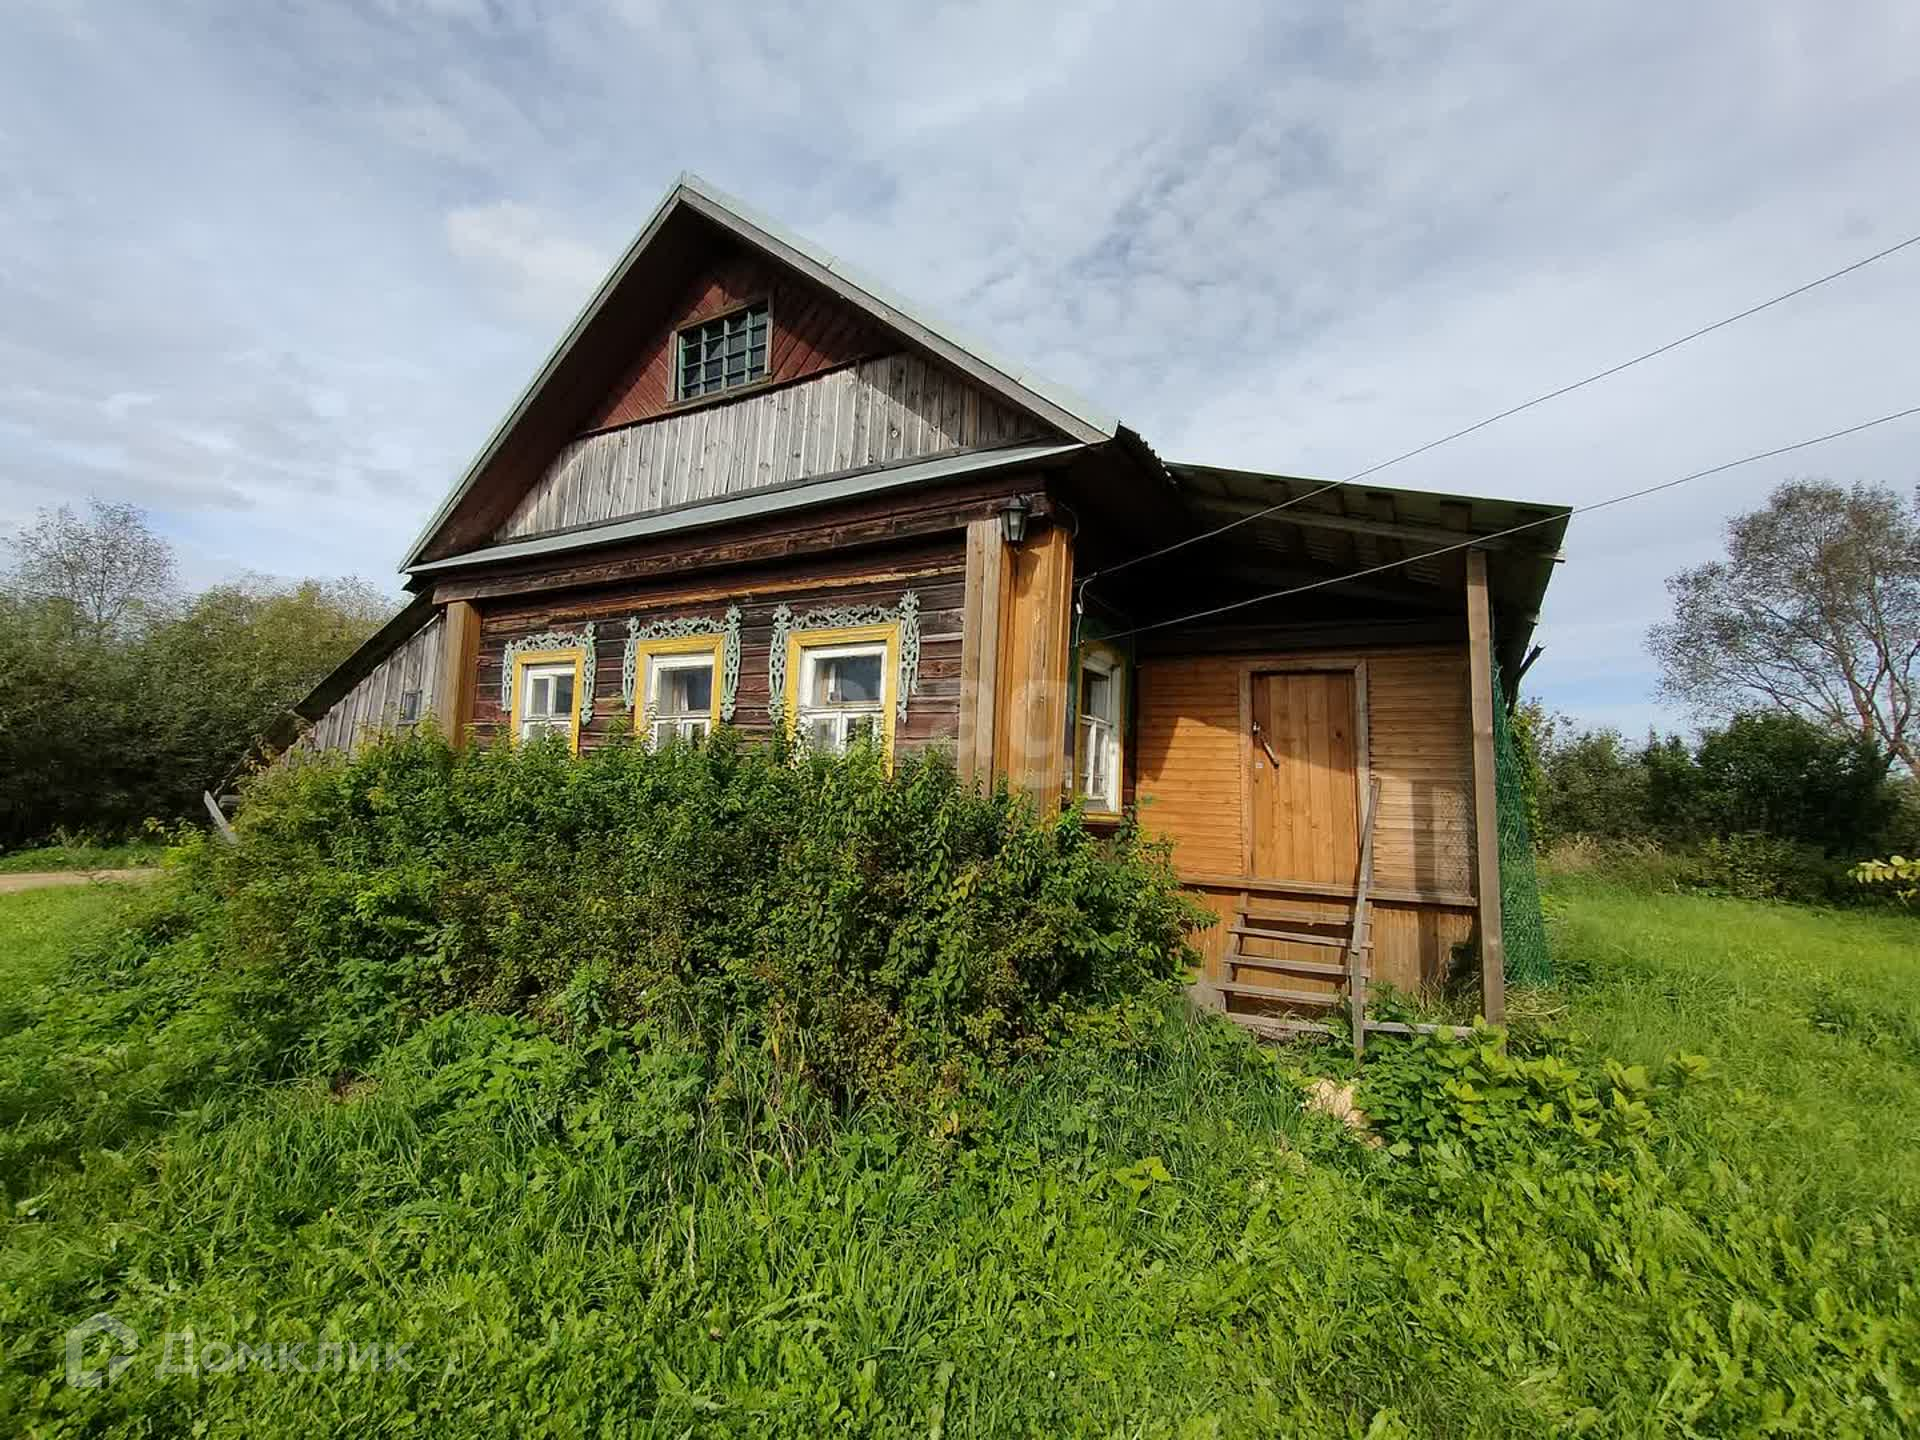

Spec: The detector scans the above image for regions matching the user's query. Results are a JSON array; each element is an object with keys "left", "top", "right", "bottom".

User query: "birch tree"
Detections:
[
  {"left": 3, "top": 496, "right": 176, "bottom": 638},
  {"left": 1648, "top": 480, "right": 1919, "bottom": 771}
]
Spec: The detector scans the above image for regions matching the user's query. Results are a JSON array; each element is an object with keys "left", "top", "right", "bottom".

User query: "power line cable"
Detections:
[
  {"left": 1098, "top": 403, "right": 1920, "bottom": 642},
  {"left": 1085, "top": 228, "right": 1920, "bottom": 589}
]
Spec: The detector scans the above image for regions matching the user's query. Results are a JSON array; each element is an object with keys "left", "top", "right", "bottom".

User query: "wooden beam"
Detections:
[
  {"left": 955, "top": 518, "right": 1006, "bottom": 784},
  {"left": 202, "top": 791, "right": 238, "bottom": 845},
  {"left": 1192, "top": 493, "right": 1562, "bottom": 554},
  {"left": 1178, "top": 872, "right": 1478, "bottom": 910},
  {"left": 992, "top": 521, "right": 1073, "bottom": 805},
  {"left": 1465, "top": 548, "right": 1506, "bottom": 1023},
  {"left": 436, "top": 600, "right": 482, "bottom": 748}
]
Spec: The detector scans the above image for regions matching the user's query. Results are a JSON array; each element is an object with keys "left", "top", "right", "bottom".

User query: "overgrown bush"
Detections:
[{"left": 178, "top": 728, "right": 1209, "bottom": 1108}]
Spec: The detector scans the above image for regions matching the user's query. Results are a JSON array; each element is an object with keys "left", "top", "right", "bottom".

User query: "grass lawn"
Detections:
[
  {"left": 0, "top": 841, "right": 165, "bottom": 875},
  {"left": 1, "top": 879, "right": 1915, "bottom": 1436}
]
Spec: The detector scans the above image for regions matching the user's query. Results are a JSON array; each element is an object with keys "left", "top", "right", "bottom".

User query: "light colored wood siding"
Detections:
[
  {"left": 1134, "top": 656, "right": 1244, "bottom": 874},
  {"left": 1367, "top": 649, "right": 1475, "bottom": 896},
  {"left": 992, "top": 523, "right": 1074, "bottom": 803},
  {"left": 1136, "top": 645, "right": 1478, "bottom": 994},
  {"left": 293, "top": 615, "right": 444, "bottom": 757},
  {"left": 497, "top": 354, "right": 1042, "bottom": 543}
]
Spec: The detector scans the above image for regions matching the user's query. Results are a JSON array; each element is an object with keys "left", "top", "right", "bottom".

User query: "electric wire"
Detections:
[
  {"left": 1097, "top": 404, "right": 1920, "bottom": 642},
  {"left": 1084, "top": 228, "right": 1920, "bottom": 589}
]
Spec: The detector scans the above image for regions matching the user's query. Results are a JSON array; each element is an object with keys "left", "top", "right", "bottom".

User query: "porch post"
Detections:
[
  {"left": 956, "top": 518, "right": 1006, "bottom": 784},
  {"left": 436, "top": 599, "right": 482, "bottom": 748},
  {"left": 1465, "top": 548, "right": 1506, "bottom": 1022},
  {"left": 992, "top": 520, "right": 1074, "bottom": 805}
]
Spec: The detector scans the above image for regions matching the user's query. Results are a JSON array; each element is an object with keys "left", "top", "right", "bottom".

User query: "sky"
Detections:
[{"left": 1, "top": 0, "right": 1917, "bottom": 736}]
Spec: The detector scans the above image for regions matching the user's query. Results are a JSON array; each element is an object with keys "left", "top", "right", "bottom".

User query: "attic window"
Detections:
[{"left": 676, "top": 301, "right": 769, "bottom": 401}]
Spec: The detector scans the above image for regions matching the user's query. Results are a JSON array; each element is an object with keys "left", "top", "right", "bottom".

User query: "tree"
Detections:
[
  {"left": 140, "top": 576, "right": 391, "bottom": 807},
  {"left": 1534, "top": 723, "right": 1647, "bottom": 844},
  {"left": 1648, "top": 480, "right": 1919, "bottom": 770},
  {"left": 1691, "top": 711, "right": 1897, "bottom": 855},
  {"left": 2, "top": 497, "right": 176, "bottom": 639},
  {"left": 0, "top": 569, "right": 388, "bottom": 848}
]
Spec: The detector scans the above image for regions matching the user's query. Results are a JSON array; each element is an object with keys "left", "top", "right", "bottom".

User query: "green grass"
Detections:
[
  {"left": 0, "top": 841, "right": 164, "bottom": 875},
  {"left": 0, "top": 880, "right": 1916, "bottom": 1436},
  {"left": 1546, "top": 884, "right": 1920, "bottom": 1233}
]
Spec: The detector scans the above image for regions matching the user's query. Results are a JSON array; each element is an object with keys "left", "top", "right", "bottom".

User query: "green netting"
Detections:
[{"left": 1490, "top": 652, "right": 1552, "bottom": 986}]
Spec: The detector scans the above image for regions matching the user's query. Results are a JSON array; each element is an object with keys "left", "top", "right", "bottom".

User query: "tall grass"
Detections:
[{"left": 1, "top": 872, "right": 1917, "bottom": 1433}]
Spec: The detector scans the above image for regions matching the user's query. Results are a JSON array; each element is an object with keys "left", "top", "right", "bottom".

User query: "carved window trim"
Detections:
[
  {"left": 767, "top": 591, "right": 920, "bottom": 725},
  {"left": 500, "top": 624, "right": 597, "bottom": 735},
  {"left": 621, "top": 607, "right": 741, "bottom": 721}
]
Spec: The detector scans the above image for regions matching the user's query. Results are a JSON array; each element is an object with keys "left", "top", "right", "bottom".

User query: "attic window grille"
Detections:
[{"left": 676, "top": 302, "right": 769, "bottom": 400}]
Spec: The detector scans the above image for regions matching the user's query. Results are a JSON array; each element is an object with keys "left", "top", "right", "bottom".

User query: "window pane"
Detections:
[
  {"left": 527, "top": 674, "right": 550, "bottom": 716},
  {"left": 1081, "top": 669, "right": 1111, "bottom": 720},
  {"left": 805, "top": 715, "right": 840, "bottom": 751},
  {"left": 845, "top": 715, "right": 878, "bottom": 745},
  {"left": 816, "top": 652, "right": 882, "bottom": 705},
  {"left": 553, "top": 671, "right": 574, "bottom": 715},
  {"left": 658, "top": 662, "right": 712, "bottom": 716},
  {"left": 676, "top": 303, "right": 770, "bottom": 400}
]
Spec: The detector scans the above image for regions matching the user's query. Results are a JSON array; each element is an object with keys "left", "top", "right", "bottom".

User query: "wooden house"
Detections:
[{"left": 274, "top": 174, "right": 1570, "bottom": 1045}]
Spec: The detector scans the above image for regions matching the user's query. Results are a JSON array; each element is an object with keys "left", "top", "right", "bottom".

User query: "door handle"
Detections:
[{"left": 1251, "top": 720, "right": 1280, "bottom": 767}]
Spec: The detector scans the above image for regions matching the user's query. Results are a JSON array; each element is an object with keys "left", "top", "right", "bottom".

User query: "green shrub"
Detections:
[{"left": 176, "top": 728, "right": 1210, "bottom": 1108}]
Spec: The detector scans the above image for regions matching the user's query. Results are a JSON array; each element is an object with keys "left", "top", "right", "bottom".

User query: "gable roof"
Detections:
[{"left": 401, "top": 172, "right": 1116, "bottom": 572}]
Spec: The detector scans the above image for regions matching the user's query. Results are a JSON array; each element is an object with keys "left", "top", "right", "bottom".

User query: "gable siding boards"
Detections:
[
  {"left": 292, "top": 615, "right": 445, "bottom": 758},
  {"left": 495, "top": 355, "right": 1043, "bottom": 543},
  {"left": 582, "top": 246, "right": 883, "bottom": 432}
]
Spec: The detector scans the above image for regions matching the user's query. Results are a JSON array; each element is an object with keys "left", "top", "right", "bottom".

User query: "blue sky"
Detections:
[{"left": 2, "top": 0, "right": 1917, "bottom": 736}]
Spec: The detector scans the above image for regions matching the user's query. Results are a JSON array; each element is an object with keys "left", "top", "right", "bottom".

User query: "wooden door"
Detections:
[{"left": 1248, "top": 671, "right": 1360, "bottom": 885}]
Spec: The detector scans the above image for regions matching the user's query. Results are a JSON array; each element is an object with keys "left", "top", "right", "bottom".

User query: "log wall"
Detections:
[
  {"left": 468, "top": 536, "right": 968, "bottom": 753},
  {"left": 293, "top": 614, "right": 445, "bottom": 756}
]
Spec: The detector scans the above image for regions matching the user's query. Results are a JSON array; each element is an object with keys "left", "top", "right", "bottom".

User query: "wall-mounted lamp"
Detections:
[{"left": 998, "top": 494, "right": 1031, "bottom": 545}]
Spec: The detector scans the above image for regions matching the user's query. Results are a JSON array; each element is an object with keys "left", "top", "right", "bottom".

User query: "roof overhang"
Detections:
[
  {"left": 408, "top": 439, "right": 1084, "bottom": 578},
  {"left": 227, "top": 594, "right": 440, "bottom": 782},
  {"left": 401, "top": 172, "right": 1114, "bottom": 573},
  {"left": 1163, "top": 462, "right": 1572, "bottom": 675}
]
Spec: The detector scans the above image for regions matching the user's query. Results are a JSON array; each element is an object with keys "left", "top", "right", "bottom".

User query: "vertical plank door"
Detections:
[{"left": 1249, "top": 670, "right": 1359, "bottom": 886}]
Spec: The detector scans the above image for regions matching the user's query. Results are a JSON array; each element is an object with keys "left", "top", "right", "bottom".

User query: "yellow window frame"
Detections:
[
  {"left": 507, "top": 646, "right": 587, "bottom": 754},
  {"left": 783, "top": 622, "right": 900, "bottom": 760},
  {"left": 1075, "top": 641, "right": 1127, "bottom": 818},
  {"left": 632, "top": 632, "right": 726, "bottom": 740}
]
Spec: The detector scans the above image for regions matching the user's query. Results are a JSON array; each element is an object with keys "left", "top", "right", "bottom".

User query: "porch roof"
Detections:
[{"left": 1163, "top": 462, "right": 1572, "bottom": 674}]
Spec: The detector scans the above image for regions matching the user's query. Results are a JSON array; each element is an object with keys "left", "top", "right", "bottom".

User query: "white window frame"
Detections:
[
  {"left": 515, "top": 657, "right": 582, "bottom": 750},
  {"left": 795, "top": 640, "right": 890, "bottom": 755},
  {"left": 647, "top": 652, "right": 716, "bottom": 747},
  {"left": 631, "top": 633, "right": 724, "bottom": 747},
  {"left": 1076, "top": 648, "right": 1124, "bottom": 814}
]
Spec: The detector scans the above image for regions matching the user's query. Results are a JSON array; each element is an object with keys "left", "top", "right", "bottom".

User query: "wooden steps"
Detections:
[
  {"left": 1210, "top": 776, "right": 1389, "bottom": 1057},
  {"left": 1225, "top": 952, "right": 1349, "bottom": 979},
  {"left": 1230, "top": 1013, "right": 1336, "bottom": 1042},
  {"left": 1213, "top": 980, "right": 1344, "bottom": 1007},
  {"left": 1227, "top": 923, "right": 1355, "bottom": 949}
]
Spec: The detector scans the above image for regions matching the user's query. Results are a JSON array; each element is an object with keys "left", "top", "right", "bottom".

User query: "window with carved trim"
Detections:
[
  {"left": 797, "top": 643, "right": 886, "bottom": 754},
  {"left": 648, "top": 654, "right": 714, "bottom": 745}
]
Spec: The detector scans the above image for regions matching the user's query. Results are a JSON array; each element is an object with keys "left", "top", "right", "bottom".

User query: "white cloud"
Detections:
[
  {"left": 444, "top": 200, "right": 611, "bottom": 324},
  {"left": 2, "top": 0, "right": 1917, "bottom": 728}
]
